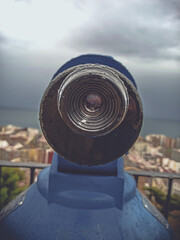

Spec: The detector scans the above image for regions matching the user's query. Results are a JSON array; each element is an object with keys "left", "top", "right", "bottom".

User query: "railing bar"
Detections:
[
  {"left": 30, "top": 168, "right": 35, "bottom": 185},
  {"left": 134, "top": 175, "right": 139, "bottom": 187},
  {"left": 164, "top": 178, "right": 173, "bottom": 219},
  {"left": 0, "top": 160, "right": 50, "bottom": 169},
  {"left": 0, "top": 161, "right": 180, "bottom": 179},
  {"left": 126, "top": 170, "right": 180, "bottom": 179}
]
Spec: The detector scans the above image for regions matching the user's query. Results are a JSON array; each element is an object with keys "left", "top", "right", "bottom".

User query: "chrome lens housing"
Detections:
[
  {"left": 39, "top": 64, "right": 143, "bottom": 165},
  {"left": 57, "top": 65, "right": 129, "bottom": 136}
]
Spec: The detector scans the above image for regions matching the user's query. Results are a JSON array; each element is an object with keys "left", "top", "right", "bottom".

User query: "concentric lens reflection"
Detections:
[
  {"left": 58, "top": 66, "right": 129, "bottom": 136},
  {"left": 84, "top": 93, "right": 102, "bottom": 112}
]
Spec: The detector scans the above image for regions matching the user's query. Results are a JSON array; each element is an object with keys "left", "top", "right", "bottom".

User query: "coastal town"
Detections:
[
  {"left": 0, "top": 124, "right": 180, "bottom": 195},
  {"left": 0, "top": 125, "right": 53, "bottom": 164},
  {"left": 124, "top": 134, "right": 180, "bottom": 196}
]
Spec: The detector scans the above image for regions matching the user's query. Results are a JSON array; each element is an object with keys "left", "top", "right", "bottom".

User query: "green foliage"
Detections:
[
  {"left": 1, "top": 167, "right": 27, "bottom": 208},
  {"left": 170, "top": 194, "right": 180, "bottom": 211},
  {"left": 144, "top": 186, "right": 180, "bottom": 212},
  {"left": 160, "top": 147, "right": 172, "bottom": 158}
]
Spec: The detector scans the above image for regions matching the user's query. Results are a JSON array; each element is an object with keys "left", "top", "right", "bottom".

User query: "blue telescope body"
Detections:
[{"left": 0, "top": 54, "right": 175, "bottom": 239}]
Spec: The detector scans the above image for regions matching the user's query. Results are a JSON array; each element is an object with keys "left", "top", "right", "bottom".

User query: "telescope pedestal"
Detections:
[{"left": 0, "top": 154, "right": 173, "bottom": 240}]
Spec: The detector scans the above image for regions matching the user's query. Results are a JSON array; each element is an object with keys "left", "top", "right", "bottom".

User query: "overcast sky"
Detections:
[{"left": 0, "top": 0, "right": 180, "bottom": 120}]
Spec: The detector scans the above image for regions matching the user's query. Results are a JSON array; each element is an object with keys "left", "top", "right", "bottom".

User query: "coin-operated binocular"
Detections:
[{"left": 0, "top": 55, "right": 174, "bottom": 240}]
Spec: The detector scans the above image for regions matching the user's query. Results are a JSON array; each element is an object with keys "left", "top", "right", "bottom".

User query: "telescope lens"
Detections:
[
  {"left": 84, "top": 93, "right": 102, "bottom": 112},
  {"left": 58, "top": 65, "right": 129, "bottom": 136},
  {"left": 40, "top": 63, "right": 143, "bottom": 165}
]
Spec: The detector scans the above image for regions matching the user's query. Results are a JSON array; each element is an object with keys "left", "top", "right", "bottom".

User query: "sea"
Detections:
[{"left": 0, "top": 107, "right": 180, "bottom": 138}]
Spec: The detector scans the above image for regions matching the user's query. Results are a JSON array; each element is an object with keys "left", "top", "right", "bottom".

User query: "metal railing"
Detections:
[
  {"left": 0, "top": 160, "right": 180, "bottom": 219},
  {"left": 127, "top": 170, "right": 180, "bottom": 219}
]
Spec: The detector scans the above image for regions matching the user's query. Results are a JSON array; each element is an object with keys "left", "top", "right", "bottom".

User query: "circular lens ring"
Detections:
[
  {"left": 64, "top": 78, "right": 123, "bottom": 132},
  {"left": 58, "top": 67, "right": 129, "bottom": 135},
  {"left": 40, "top": 63, "right": 143, "bottom": 166},
  {"left": 66, "top": 80, "right": 121, "bottom": 131},
  {"left": 70, "top": 93, "right": 117, "bottom": 129},
  {"left": 69, "top": 83, "right": 113, "bottom": 124}
]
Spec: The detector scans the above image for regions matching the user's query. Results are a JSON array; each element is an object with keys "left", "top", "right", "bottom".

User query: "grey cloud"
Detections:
[
  {"left": 0, "top": 44, "right": 78, "bottom": 110},
  {"left": 69, "top": 26, "right": 179, "bottom": 60},
  {"left": 0, "top": 0, "right": 180, "bottom": 120},
  {"left": 0, "top": 33, "right": 9, "bottom": 46},
  {"left": 157, "top": 0, "right": 180, "bottom": 19},
  {"left": 0, "top": 49, "right": 59, "bottom": 109},
  {"left": 0, "top": 32, "right": 31, "bottom": 51},
  {"left": 13, "top": 0, "right": 31, "bottom": 3},
  {"left": 65, "top": 0, "right": 180, "bottom": 60}
]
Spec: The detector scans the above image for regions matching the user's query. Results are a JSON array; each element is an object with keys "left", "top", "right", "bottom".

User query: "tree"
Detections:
[
  {"left": 144, "top": 186, "right": 180, "bottom": 212},
  {"left": 1, "top": 167, "right": 27, "bottom": 208}
]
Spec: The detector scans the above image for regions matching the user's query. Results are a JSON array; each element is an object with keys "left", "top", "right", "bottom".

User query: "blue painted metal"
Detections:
[
  {"left": 53, "top": 54, "right": 137, "bottom": 88},
  {"left": 0, "top": 54, "right": 175, "bottom": 239},
  {"left": 0, "top": 154, "right": 175, "bottom": 239}
]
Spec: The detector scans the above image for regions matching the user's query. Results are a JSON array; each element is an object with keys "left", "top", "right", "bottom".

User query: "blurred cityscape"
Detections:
[
  {"left": 0, "top": 125, "right": 53, "bottom": 164},
  {"left": 124, "top": 134, "right": 180, "bottom": 196},
  {"left": 0, "top": 125, "right": 53, "bottom": 185},
  {"left": 0, "top": 124, "right": 180, "bottom": 195}
]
